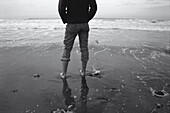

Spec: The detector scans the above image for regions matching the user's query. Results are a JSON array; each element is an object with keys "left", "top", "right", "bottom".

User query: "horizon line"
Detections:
[{"left": 0, "top": 17, "right": 170, "bottom": 20}]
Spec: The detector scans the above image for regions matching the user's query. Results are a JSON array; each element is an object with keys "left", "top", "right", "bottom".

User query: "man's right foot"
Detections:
[{"left": 60, "top": 73, "right": 66, "bottom": 79}]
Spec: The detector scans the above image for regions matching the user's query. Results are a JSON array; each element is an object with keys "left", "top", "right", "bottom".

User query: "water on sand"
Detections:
[{"left": 0, "top": 19, "right": 170, "bottom": 113}]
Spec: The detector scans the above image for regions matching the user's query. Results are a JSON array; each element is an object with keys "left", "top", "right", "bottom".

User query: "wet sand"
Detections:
[{"left": 0, "top": 29, "right": 170, "bottom": 113}]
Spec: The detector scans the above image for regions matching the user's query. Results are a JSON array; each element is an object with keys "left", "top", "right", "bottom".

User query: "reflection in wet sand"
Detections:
[
  {"left": 55, "top": 77, "right": 89, "bottom": 113},
  {"left": 62, "top": 78, "right": 76, "bottom": 112},
  {"left": 78, "top": 76, "right": 89, "bottom": 113}
]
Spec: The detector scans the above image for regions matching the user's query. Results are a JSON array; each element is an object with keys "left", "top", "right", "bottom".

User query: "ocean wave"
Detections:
[
  {"left": 0, "top": 19, "right": 170, "bottom": 31},
  {"left": 90, "top": 19, "right": 170, "bottom": 31}
]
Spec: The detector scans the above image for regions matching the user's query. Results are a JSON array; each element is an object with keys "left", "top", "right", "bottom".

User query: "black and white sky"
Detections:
[{"left": 0, "top": 0, "right": 170, "bottom": 19}]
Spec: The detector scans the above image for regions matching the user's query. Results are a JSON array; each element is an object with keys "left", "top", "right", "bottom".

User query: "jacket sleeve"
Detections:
[
  {"left": 88, "top": 0, "right": 97, "bottom": 21},
  {"left": 58, "top": 0, "right": 67, "bottom": 24}
]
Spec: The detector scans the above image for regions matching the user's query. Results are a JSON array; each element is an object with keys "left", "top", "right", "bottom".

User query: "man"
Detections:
[{"left": 58, "top": 0, "right": 97, "bottom": 78}]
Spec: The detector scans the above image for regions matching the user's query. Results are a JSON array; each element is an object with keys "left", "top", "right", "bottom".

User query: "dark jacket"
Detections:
[{"left": 58, "top": 0, "right": 97, "bottom": 24}]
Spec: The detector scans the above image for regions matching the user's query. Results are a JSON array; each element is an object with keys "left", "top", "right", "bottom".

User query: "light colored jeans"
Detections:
[{"left": 61, "top": 23, "right": 89, "bottom": 62}]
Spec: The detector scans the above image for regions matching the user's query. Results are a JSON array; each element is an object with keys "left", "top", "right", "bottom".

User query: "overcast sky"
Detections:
[{"left": 0, "top": 0, "right": 170, "bottom": 19}]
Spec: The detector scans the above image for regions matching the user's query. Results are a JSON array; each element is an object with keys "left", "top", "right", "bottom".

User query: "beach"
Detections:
[{"left": 0, "top": 19, "right": 170, "bottom": 113}]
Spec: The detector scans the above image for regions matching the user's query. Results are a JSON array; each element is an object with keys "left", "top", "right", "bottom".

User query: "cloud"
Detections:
[
  {"left": 0, "top": 0, "right": 169, "bottom": 19},
  {"left": 0, "top": 0, "right": 58, "bottom": 18},
  {"left": 146, "top": 0, "right": 170, "bottom": 6}
]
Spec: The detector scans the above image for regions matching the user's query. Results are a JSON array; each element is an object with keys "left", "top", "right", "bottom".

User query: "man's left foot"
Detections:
[{"left": 80, "top": 70, "right": 85, "bottom": 77}]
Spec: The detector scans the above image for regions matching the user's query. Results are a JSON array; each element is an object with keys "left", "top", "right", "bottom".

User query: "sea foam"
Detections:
[{"left": 0, "top": 18, "right": 170, "bottom": 31}]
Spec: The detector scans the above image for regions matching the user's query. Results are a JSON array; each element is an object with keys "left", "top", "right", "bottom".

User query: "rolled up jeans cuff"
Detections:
[{"left": 61, "top": 58, "right": 70, "bottom": 61}]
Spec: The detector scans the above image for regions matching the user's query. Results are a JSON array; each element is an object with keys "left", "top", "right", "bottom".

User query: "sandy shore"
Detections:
[{"left": 0, "top": 29, "right": 170, "bottom": 113}]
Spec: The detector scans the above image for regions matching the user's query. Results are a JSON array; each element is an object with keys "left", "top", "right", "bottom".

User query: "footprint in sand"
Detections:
[{"left": 150, "top": 87, "right": 169, "bottom": 98}]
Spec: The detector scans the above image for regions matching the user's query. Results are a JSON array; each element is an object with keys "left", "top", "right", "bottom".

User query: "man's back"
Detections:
[{"left": 58, "top": 0, "right": 97, "bottom": 24}]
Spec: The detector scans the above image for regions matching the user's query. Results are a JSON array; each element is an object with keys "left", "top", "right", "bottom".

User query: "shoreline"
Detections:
[
  {"left": 0, "top": 29, "right": 170, "bottom": 113},
  {"left": 0, "top": 43, "right": 170, "bottom": 113}
]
